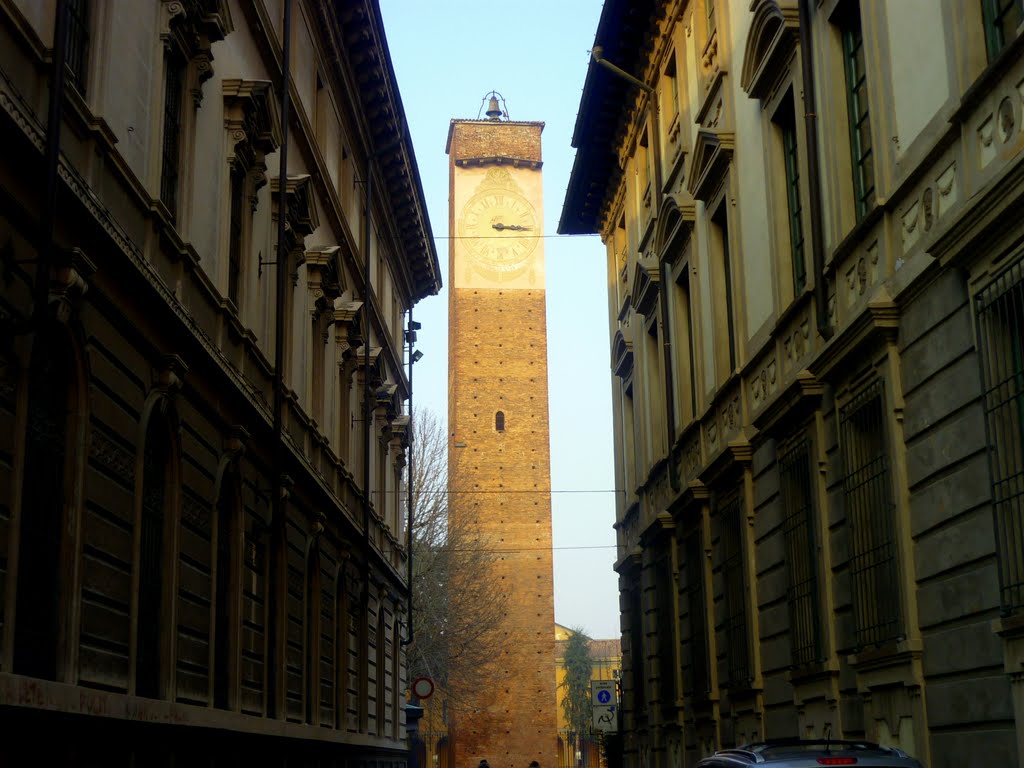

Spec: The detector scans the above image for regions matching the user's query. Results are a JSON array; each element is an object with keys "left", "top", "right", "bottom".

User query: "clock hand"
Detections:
[{"left": 491, "top": 223, "right": 533, "bottom": 231}]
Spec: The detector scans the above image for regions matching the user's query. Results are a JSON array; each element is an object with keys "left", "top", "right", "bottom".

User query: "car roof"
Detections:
[{"left": 697, "top": 740, "right": 919, "bottom": 768}]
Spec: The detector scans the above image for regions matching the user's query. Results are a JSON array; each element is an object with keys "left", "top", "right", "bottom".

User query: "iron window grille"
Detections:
[
  {"left": 975, "top": 255, "right": 1024, "bottom": 614},
  {"left": 840, "top": 380, "right": 902, "bottom": 649},
  {"left": 983, "top": 0, "right": 1022, "bottom": 61},
  {"left": 160, "top": 54, "right": 186, "bottom": 216},
  {"left": 841, "top": 4, "right": 875, "bottom": 222},
  {"left": 719, "top": 487, "right": 750, "bottom": 686},
  {"left": 683, "top": 527, "right": 710, "bottom": 697},
  {"left": 65, "top": 0, "right": 90, "bottom": 95},
  {"left": 778, "top": 436, "right": 823, "bottom": 667}
]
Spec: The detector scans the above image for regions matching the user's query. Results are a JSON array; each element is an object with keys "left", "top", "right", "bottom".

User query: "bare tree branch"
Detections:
[{"left": 407, "top": 409, "right": 510, "bottom": 712}]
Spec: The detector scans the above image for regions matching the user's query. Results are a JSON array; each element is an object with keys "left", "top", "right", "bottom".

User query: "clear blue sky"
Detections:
[{"left": 379, "top": 0, "right": 621, "bottom": 640}]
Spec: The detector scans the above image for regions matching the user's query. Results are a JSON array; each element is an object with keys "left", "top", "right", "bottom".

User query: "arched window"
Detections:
[
  {"left": 13, "top": 331, "right": 77, "bottom": 680},
  {"left": 213, "top": 463, "right": 241, "bottom": 710},
  {"left": 136, "top": 410, "right": 174, "bottom": 699},
  {"left": 495, "top": 410, "right": 505, "bottom": 432}
]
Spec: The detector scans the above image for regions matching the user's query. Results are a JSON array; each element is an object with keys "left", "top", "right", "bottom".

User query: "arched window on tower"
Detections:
[
  {"left": 13, "top": 329, "right": 78, "bottom": 681},
  {"left": 495, "top": 410, "right": 505, "bottom": 432},
  {"left": 137, "top": 407, "right": 176, "bottom": 699}
]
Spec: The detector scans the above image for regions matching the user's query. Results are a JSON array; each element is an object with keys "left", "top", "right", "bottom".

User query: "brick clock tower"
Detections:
[{"left": 445, "top": 97, "right": 557, "bottom": 768}]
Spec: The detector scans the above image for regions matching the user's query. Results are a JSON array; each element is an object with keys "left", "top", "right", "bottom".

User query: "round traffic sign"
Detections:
[
  {"left": 412, "top": 677, "right": 435, "bottom": 700},
  {"left": 597, "top": 689, "right": 611, "bottom": 704}
]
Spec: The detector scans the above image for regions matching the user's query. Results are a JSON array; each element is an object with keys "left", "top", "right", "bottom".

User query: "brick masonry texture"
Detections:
[
  {"left": 448, "top": 121, "right": 544, "bottom": 164},
  {"left": 448, "top": 284, "right": 558, "bottom": 768}
]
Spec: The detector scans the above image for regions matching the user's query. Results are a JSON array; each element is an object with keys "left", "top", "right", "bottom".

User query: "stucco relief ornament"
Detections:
[{"left": 998, "top": 97, "right": 1015, "bottom": 143}]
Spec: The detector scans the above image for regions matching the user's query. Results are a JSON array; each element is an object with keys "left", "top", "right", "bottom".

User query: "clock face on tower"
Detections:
[{"left": 458, "top": 170, "right": 539, "bottom": 281}]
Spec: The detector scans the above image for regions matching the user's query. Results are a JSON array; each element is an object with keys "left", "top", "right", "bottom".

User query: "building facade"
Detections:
[
  {"left": 560, "top": 2, "right": 1024, "bottom": 768},
  {"left": 0, "top": 0, "right": 440, "bottom": 763},
  {"left": 446, "top": 110, "right": 559, "bottom": 768},
  {"left": 554, "top": 624, "right": 621, "bottom": 768}
]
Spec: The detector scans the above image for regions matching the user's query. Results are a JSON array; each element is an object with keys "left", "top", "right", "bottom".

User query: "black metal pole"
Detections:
[
  {"left": 403, "top": 309, "right": 415, "bottom": 646},
  {"left": 33, "top": 0, "right": 70, "bottom": 327},
  {"left": 269, "top": 0, "right": 293, "bottom": 720},
  {"left": 362, "top": 169, "right": 373, "bottom": 605}
]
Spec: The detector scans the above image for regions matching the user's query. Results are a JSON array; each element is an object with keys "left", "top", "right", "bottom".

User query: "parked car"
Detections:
[{"left": 696, "top": 740, "right": 924, "bottom": 768}]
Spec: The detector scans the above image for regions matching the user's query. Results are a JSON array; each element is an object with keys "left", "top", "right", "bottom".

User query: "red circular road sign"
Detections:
[{"left": 412, "top": 677, "right": 434, "bottom": 700}]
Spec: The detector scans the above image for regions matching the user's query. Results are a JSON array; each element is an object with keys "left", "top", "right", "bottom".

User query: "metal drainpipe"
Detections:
[
  {"left": 270, "top": 0, "right": 293, "bottom": 720},
  {"left": 33, "top": 0, "right": 70, "bottom": 329},
  {"left": 362, "top": 168, "right": 373, "bottom": 609},
  {"left": 591, "top": 47, "right": 680, "bottom": 492},
  {"left": 798, "top": 0, "right": 833, "bottom": 340},
  {"left": 402, "top": 309, "right": 415, "bottom": 647}
]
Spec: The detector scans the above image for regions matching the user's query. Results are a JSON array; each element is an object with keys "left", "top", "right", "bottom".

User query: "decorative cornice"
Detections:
[
  {"left": 699, "top": 436, "right": 753, "bottom": 487},
  {"left": 631, "top": 255, "right": 661, "bottom": 317},
  {"left": 687, "top": 129, "right": 735, "bottom": 202},
  {"left": 454, "top": 156, "right": 543, "bottom": 170},
  {"left": 751, "top": 369, "right": 824, "bottom": 436},
  {"left": 809, "top": 295, "right": 900, "bottom": 380},
  {"left": 639, "top": 510, "right": 675, "bottom": 546},
  {"left": 740, "top": 0, "right": 800, "bottom": 101},
  {"left": 612, "top": 327, "right": 634, "bottom": 380}
]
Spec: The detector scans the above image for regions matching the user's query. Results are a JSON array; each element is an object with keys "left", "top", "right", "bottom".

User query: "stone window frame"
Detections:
[
  {"left": 131, "top": 356, "right": 187, "bottom": 701},
  {"left": 221, "top": 79, "right": 282, "bottom": 322},
  {"left": 973, "top": 249, "right": 1024, "bottom": 615},
  {"left": 982, "top": 0, "right": 1023, "bottom": 62},
  {"left": 835, "top": 374, "right": 904, "bottom": 652},
  {"left": 776, "top": 425, "right": 825, "bottom": 668},
  {"left": 687, "top": 91, "right": 743, "bottom": 387},
  {"left": 713, "top": 482, "right": 751, "bottom": 689},
  {"left": 65, "top": 0, "right": 92, "bottom": 96},
  {"left": 271, "top": 174, "right": 320, "bottom": 381},
  {"left": 155, "top": 0, "right": 232, "bottom": 227}
]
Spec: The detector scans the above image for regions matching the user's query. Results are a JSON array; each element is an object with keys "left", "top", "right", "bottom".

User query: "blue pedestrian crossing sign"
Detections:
[{"left": 590, "top": 680, "right": 618, "bottom": 733}]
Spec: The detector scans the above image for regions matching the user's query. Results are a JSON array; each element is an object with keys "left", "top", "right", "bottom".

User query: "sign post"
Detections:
[{"left": 591, "top": 680, "right": 618, "bottom": 733}]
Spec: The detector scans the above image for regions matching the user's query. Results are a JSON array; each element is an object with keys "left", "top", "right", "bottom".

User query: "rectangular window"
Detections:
[
  {"left": 672, "top": 271, "right": 697, "bottom": 423},
  {"left": 778, "top": 435, "right": 822, "bottom": 666},
  {"left": 840, "top": 380, "right": 902, "bottom": 649},
  {"left": 983, "top": 0, "right": 1023, "bottom": 61},
  {"left": 683, "top": 527, "right": 709, "bottom": 697},
  {"left": 841, "top": 4, "right": 875, "bottom": 221},
  {"left": 160, "top": 54, "right": 186, "bottom": 217},
  {"left": 228, "top": 166, "right": 245, "bottom": 307},
  {"left": 718, "top": 487, "right": 749, "bottom": 687},
  {"left": 311, "top": 316, "right": 325, "bottom": 426},
  {"left": 775, "top": 92, "right": 806, "bottom": 294},
  {"left": 664, "top": 53, "right": 680, "bottom": 124},
  {"left": 65, "top": 0, "right": 90, "bottom": 95},
  {"left": 637, "top": 129, "right": 651, "bottom": 211},
  {"left": 711, "top": 204, "right": 737, "bottom": 374},
  {"left": 975, "top": 255, "right": 1024, "bottom": 614}
]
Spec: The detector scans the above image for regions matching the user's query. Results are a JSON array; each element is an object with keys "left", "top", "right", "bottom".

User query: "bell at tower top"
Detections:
[{"left": 483, "top": 90, "right": 506, "bottom": 121}]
